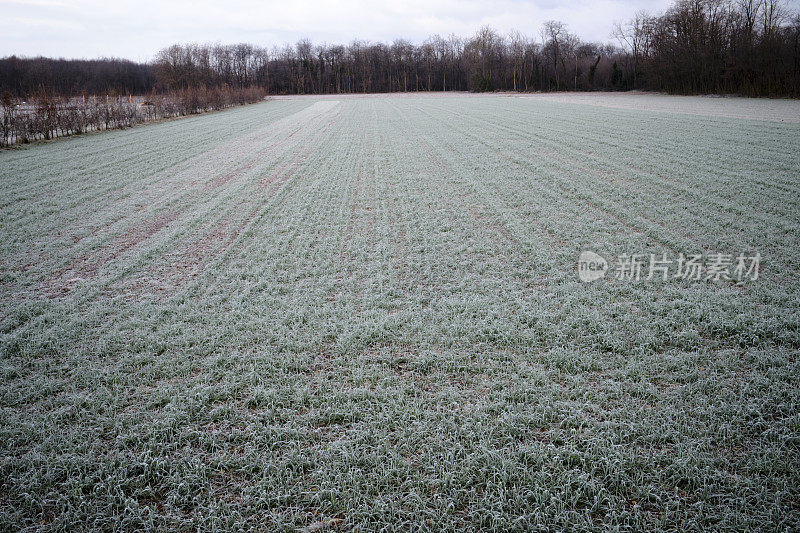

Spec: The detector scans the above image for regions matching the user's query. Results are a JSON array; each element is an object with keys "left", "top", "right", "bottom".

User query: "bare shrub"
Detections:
[{"left": 1, "top": 86, "right": 265, "bottom": 147}]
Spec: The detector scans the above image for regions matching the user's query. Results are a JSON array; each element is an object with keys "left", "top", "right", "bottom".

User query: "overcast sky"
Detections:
[{"left": 0, "top": 0, "right": 791, "bottom": 62}]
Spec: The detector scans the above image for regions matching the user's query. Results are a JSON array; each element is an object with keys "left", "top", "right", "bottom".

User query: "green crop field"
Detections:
[{"left": 1, "top": 94, "right": 799, "bottom": 531}]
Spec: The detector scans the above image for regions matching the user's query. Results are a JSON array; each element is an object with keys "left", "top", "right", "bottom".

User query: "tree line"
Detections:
[
  {"left": 2, "top": 0, "right": 799, "bottom": 99},
  {"left": 0, "top": 56, "right": 154, "bottom": 97}
]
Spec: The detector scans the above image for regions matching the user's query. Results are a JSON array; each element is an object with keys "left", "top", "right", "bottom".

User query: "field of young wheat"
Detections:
[{"left": 1, "top": 93, "right": 799, "bottom": 531}]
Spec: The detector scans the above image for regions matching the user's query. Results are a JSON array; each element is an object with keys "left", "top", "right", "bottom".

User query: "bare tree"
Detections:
[
  {"left": 541, "top": 20, "right": 567, "bottom": 90},
  {"left": 509, "top": 31, "right": 527, "bottom": 91},
  {"left": 612, "top": 10, "right": 653, "bottom": 87}
]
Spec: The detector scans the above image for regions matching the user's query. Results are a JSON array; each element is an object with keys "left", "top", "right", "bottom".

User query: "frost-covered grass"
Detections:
[
  {"left": 516, "top": 91, "right": 800, "bottom": 123},
  {"left": 1, "top": 94, "right": 799, "bottom": 531}
]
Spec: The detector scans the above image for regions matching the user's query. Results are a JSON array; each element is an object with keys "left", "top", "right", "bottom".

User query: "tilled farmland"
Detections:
[{"left": 1, "top": 93, "right": 799, "bottom": 530}]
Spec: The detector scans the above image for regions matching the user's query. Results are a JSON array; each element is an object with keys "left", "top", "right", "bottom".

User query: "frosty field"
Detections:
[{"left": 1, "top": 93, "right": 799, "bottom": 531}]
